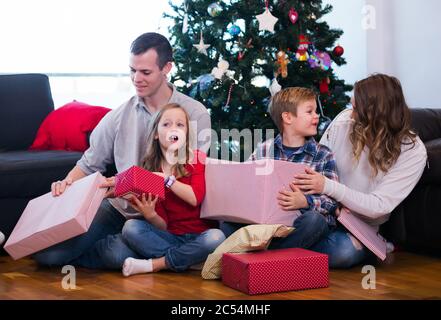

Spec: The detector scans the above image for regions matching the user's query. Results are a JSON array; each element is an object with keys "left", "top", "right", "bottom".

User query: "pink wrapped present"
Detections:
[
  {"left": 222, "top": 248, "right": 329, "bottom": 295},
  {"left": 114, "top": 166, "right": 165, "bottom": 200},
  {"left": 338, "top": 208, "right": 388, "bottom": 261},
  {"left": 201, "top": 159, "right": 308, "bottom": 226},
  {"left": 4, "top": 172, "right": 107, "bottom": 260}
]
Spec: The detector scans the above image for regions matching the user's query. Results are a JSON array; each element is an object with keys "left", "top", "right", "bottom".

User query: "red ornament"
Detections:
[
  {"left": 238, "top": 51, "right": 245, "bottom": 61},
  {"left": 289, "top": 8, "right": 299, "bottom": 24},
  {"left": 333, "top": 45, "right": 344, "bottom": 57},
  {"left": 319, "top": 78, "right": 330, "bottom": 94}
]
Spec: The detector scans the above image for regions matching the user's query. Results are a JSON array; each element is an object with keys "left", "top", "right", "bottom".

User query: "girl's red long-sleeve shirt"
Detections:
[{"left": 155, "top": 150, "right": 217, "bottom": 235}]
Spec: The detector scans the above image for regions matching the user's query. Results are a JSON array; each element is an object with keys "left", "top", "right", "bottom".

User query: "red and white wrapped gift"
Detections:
[
  {"left": 222, "top": 248, "right": 329, "bottom": 295},
  {"left": 114, "top": 166, "right": 165, "bottom": 200}
]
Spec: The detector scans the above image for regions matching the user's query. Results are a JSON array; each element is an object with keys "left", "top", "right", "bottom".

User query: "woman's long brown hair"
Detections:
[
  {"left": 141, "top": 103, "right": 193, "bottom": 178},
  {"left": 350, "top": 74, "right": 417, "bottom": 176}
]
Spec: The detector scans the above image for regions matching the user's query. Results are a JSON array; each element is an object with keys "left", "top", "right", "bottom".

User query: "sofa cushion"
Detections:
[
  {"left": 30, "top": 101, "right": 111, "bottom": 152},
  {"left": 0, "top": 74, "right": 54, "bottom": 151},
  {"left": 0, "top": 150, "right": 82, "bottom": 198}
]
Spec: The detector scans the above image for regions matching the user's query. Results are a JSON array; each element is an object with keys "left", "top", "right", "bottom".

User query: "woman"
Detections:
[{"left": 294, "top": 74, "right": 427, "bottom": 268}]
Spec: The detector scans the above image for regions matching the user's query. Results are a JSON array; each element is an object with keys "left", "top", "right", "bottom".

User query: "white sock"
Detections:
[
  {"left": 0, "top": 231, "right": 4, "bottom": 246},
  {"left": 122, "top": 257, "right": 153, "bottom": 277}
]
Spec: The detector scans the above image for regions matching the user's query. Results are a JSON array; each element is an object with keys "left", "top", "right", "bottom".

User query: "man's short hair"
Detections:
[
  {"left": 130, "top": 32, "right": 173, "bottom": 69},
  {"left": 269, "top": 87, "right": 317, "bottom": 133}
]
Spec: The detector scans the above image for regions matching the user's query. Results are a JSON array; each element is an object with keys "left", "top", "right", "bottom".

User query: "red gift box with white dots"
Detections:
[
  {"left": 222, "top": 248, "right": 329, "bottom": 295},
  {"left": 114, "top": 166, "right": 165, "bottom": 200}
]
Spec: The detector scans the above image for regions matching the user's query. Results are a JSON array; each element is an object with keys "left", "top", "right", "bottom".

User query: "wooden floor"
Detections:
[{"left": 0, "top": 252, "right": 440, "bottom": 300}]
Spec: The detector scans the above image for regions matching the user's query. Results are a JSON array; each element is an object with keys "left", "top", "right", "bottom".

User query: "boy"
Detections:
[{"left": 221, "top": 87, "right": 339, "bottom": 250}]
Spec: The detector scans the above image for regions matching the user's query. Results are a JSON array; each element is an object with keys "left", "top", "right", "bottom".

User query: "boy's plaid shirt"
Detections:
[{"left": 250, "top": 134, "right": 339, "bottom": 225}]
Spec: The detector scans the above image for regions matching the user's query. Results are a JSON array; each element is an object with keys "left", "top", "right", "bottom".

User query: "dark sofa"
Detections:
[{"left": 0, "top": 74, "right": 83, "bottom": 241}]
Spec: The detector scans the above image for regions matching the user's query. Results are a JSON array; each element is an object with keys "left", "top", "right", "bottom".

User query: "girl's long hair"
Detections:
[
  {"left": 350, "top": 74, "right": 417, "bottom": 176},
  {"left": 141, "top": 103, "right": 193, "bottom": 178}
]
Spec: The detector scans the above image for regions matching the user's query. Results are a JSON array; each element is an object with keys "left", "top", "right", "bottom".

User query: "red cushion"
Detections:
[{"left": 30, "top": 101, "right": 111, "bottom": 152}]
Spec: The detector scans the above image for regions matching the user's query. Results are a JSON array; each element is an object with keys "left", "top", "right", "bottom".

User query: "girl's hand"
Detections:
[
  {"left": 128, "top": 193, "right": 159, "bottom": 220},
  {"left": 277, "top": 184, "right": 308, "bottom": 211},
  {"left": 294, "top": 167, "right": 326, "bottom": 195}
]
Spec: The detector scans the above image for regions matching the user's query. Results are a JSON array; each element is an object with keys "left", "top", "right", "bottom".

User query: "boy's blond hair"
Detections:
[{"left": 269, "top": 87, "right": 317, "bottom": 133}]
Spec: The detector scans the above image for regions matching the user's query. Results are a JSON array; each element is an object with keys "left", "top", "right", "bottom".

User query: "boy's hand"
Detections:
[
  {"left": 128, "top": 193, "right": 159, "bottom": 219},
  {"left": 100, "top": 176, "right": 116, "bottom": 198},
  {"left": 294, "top": 167, "right": 325, "bottom": 195},
  {"left": 277, "top": 184, "right": 308, "bottom": 211}
]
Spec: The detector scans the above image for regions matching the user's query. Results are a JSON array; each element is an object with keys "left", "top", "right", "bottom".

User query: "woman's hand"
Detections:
[
  {"left": 277, "top": 183, "right": 308, "bottom": 211},
  {"left": 128, "top": 193, "right": 159, "bottom": 220},
  {"left": 294, "top": 167, "right": 326, "bottom": 195}
]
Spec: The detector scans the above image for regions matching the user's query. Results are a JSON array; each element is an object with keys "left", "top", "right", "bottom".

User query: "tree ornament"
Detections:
[
  {"left": 182, "top": 14, "right": 189, "bottom": 33},
  {"left": 317, "top": 98, "right": 332, "bottom": 136},
  {"left": 333, "top": 45, "right": 344, "bottom": 57},
  {"left": 223, "top": 83, "right": 234, "bottom": 112},
  {"left": 228, "top": 24, "right": 241, "bottom": 36},
  {"left": 207, "top": 3, "right": 222, "bottom": 17},
  {"left": 288, "top": 8, "right": 299, "bottom": 24},
  {"left": 269, "top": 78, "right": 282, "bottom": 96},
  {"left": 256, "top": 1, "right": 278, "bottom": 33},
  {"left": 319, "top": 77, "right": 331, "bottom": 94},
  {"left": 211, "top": 59, "right": 230, "bottom": 79},
  {"left": 193, "top": 32, "right": 211, "bottom": 56},
  {"left": 198, "top": 74, "right": 215, "bottom": 93},
  {"left": 296, "top": 35, "right": 311, "bottom": 62},
  {"left": 182, "top": 1, "right": 189, "bottom": 33},
  {"left": 237, "top": 38, "right": 253, "bottom": 61},
  {"left": 276, "top": 50, "right": 289, "bottom": 78},
  {"left": 308, "top": 51, "right": 331, "bottom": 71}
]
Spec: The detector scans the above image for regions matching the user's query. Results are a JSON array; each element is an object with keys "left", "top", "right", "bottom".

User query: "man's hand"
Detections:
[
  {"left": 294, "top": 167, "right": 326, "bottom": 195},
  {"left": 277, "top": 183, "right": 308, "bottom": 211},
  {"left": 128, "top": 193, "right": 159, "bottom": 220},
  {"left": 100, "top": 176, "right": 116, "bottom": 198},
  {"left": 51, "top": 178, "right": 73, "bottom": 197}
]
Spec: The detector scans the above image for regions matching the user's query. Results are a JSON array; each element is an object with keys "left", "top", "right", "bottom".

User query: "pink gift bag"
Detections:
[
  {"left": 337, "top": 208, "right": 388, "bottom": 261},
  {"left": 201, "top": 158, "right": 308, "bottom": 226},
  {"left": 4, "top": 172, "right": 107, "bottom": 260}
]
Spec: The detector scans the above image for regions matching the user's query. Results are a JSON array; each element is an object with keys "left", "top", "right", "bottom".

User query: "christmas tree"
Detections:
[{"left": 166, "top": 0, "right": 352, "bottom": 159}]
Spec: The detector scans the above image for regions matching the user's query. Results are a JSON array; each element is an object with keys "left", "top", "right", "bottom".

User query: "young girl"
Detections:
[
  {"left": 121, "top": 103, "right": 225, "bottom": 276},
  {"left": 293, "top": 74, "right": 427, "bottom": 268}
]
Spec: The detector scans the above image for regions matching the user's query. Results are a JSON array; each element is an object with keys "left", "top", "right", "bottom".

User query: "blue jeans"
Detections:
[
  {"left": 119, "top": 219, "right": 226, "bottom": 272},
  {"left": 220, "top": 211, "right": 329, "bottom": 250},
  {"left": 310, "top": 226, "right": 372, "bottom": 269},
  {"left": 33, "top": 199, "right": 129, "bottom": 269}
]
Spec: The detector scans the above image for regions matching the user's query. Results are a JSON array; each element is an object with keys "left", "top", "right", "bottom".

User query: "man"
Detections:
[{"left": 33, "top": 33, "right": 211, "bottom": 268}]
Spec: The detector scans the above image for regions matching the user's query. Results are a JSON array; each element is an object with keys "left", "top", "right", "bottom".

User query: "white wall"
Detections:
[
  {"left": 323, "top": 0, "right": 367, "bottom": 87},
  {"left": 366, "top": 0, "right": 441, "bottom": 108}
]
